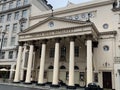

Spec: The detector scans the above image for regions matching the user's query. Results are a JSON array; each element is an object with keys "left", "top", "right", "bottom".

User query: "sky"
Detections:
[{"left": 47, "top": 0, "right": 91, "bottom": 9}]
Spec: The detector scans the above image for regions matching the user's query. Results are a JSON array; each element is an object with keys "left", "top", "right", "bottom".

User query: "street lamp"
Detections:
[{"left": 0, "top": 30, "right": 6, "bottom": 58}]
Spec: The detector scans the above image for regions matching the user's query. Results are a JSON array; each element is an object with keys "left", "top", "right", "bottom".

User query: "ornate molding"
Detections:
[{"left": 99, "top": 31, "right": 117, "bottom": 36}]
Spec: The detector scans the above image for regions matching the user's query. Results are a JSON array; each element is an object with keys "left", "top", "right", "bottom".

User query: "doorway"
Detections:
[{"left": 102, "top": 72, "right": 112, "bottom": 89}]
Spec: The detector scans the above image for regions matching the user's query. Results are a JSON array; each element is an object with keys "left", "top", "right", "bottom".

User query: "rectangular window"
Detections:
[
  {"left": 61, "top": 46, "right": 66, "bottom": 58},
  {"left": 0, "top": 15, "right": 5, "bottom": 23},
  {"left": 22, "top": 10, "right": 27, "bottom": 18},
  {"left": 7, "top": 14, "right": 12, "bottom": 21},
  {"left": 0, "top": 26, "right": 3, "bottom": 31},
  {"left": 11, "top": 37, "right": 15, "bottom": 46},
  {"left": 3, "top": 38, "right": 7, "bottom": 47},
  {"left": 21, "top": 22, "right": 26, "bottom": 30},
  {"left": 8, "top": 51, "right": 13, "bottom": 59},
  {"left": 24, "top": 0, "right": 28, "bottom": 5},
  {"left": 13, "top": 23, "right": 17, "bottom": 33},
  {"left": 0, "top": 52, "right": 5, "bottom": 59},
  {"left": 2, "top": 4, "right": 6, "bottom": 11},
  {"left": 9, "top": 2, "right": 13, "bottom": 9},
  {"left": 75, "top": 46, "right": 79, "bottom": 57},
  {"left": 16, "top": 0, "right": 21, "bottom": 7},
  {"left": 49, "top": 48, "right": 54, "bottom": 58},
  {"left": 14, "top": 12, "right": 19, "bottom": 20},
  {"left": 6, "top": 25, "right": 10, "bottom": 31}
]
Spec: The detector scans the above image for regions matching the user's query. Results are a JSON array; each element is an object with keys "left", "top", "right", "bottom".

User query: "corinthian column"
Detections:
[
  {"left": 14, "top": 45, "right": 23, "bottom": 83},
  {"left": 38, "top": 40, "right": 46, "bottom": 85},
  {"left": 52, "top": 38, "right": 60, "bottom": 86},
  {"left": 25, "top": 44, "right": 34, "bottom": 84},
  {"left": 86, "top": 39, "right": 93, "bottom": 85}
]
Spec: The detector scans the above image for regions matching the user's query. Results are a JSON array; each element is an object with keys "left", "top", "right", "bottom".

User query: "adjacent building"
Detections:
[{"left": 0, "top": 0, "right": 51, "bottom": 81}]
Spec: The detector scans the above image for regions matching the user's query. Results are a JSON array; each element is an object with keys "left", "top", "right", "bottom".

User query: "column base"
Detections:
[
  {"left": 24, "top": 82, "right": 32, "bottom": 84},
  {"left": 36, "top": 83, "right": 45, "bottom": 86},
  {"left": 67, "top": 85, "right": 76, "bottom": 89},
  {"left": 50, "top": 84, "right": 60, "bottom": 88},
  {"left": 13, "top": 81, "right": 20, "bottom": 83}
]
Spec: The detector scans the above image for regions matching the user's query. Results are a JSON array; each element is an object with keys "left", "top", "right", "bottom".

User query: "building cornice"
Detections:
[
  {"left": 0, "top": 4, "right": 31, "bottom": 14},
  {"left": 30, "top": 0, "right": 114, "bottom": 20},
  {"left": 99, "top": 31, "right": 117, "bottom": 36}
]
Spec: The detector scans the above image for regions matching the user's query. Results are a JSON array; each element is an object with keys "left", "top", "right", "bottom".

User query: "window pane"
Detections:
[
  {"left": 11, "top": 37, "right": 15, "bottom": 46},
  {"left": 0, "top": 52, "right": 5, "bottom": 59},
  {"left": 49, "top": 48, "right": 54, "bottom": 58},
  {"left": 61, "top": 46, "right": 66, "bottom": 58},
  {"left": 22, "top": 10, "right": 27, "bottom": 18},
  {"left": 24, "top": 0, "right": 28, "bottom": 5},
  {"left": 3, "top": 38, "right": 7, "bottom": 47},
  {"left": 75, "top": 46, "right": 79, "bottom": 57},
  {"left": 8, "top": 51, "right": 13, "bottom": 59},
  {"left": 6, "top": 25, "right": 10, "bottom": 31},
  {"left": 16, "top": 0, "right": 21, "bottom": 7},
  {"left": 9, "top": 2, "right": 13, "bottom": 9},
  {"left": 14, "top": 12, "right": 19, "bottom": 20},
  {"left": 0, "top": 15, "right": 5, "bottom": 23},
  {"left": 2, "top": 4, "right": 6, "bottom": 11},
  {"left": 7, "top": 14, "right": 12, "bottom": 21},
  {"left": 13, "top": 23, "right": 17, "bottom": 33}
]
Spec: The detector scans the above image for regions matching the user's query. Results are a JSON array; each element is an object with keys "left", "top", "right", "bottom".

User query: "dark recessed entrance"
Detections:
[{"left": 102, "top": 72, "right": 112, "bottom": 89}]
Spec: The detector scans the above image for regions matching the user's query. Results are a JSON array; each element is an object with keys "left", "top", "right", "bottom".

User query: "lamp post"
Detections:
[{"left": 0, "top": 30, "right": 6, "bottom": 58}]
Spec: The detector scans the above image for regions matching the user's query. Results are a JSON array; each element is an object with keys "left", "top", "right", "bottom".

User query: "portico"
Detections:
[{"left": 13, "top": 17, "right": 99, "bottom": 88}]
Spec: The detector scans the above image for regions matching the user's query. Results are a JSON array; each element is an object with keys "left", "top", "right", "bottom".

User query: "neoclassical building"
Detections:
[{"left": 13, "top": 0, "right": 120, "bottom": 90}]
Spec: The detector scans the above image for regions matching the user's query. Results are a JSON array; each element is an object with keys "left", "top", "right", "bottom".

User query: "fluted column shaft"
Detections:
[
  {"left": 14, "top": 46, "right": 23, "bottom": 82},
  {"left": 25, "top": 45, "right": 34, "bottom": 83},
  {"left": 38, "top": 42, "right": 46, "bottom": 84}
]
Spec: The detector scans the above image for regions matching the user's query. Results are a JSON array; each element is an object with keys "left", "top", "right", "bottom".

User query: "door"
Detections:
[
  {"left": 47, "top": 70, "right": 53, "bottom": 83},
  {"left": 102, "top": 72, "right": 112, "bottom": 89},
  {"left": 60, "top": 70, "right": 66, "bottom": 84}
]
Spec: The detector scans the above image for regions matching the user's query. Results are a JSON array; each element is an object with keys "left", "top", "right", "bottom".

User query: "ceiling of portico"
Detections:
[{"left": 19, "top": 17, "right": 99, "bottom": 41}]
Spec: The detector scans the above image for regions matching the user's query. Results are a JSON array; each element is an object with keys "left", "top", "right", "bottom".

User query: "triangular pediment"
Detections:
[{"left": 20, "top": 17, "right": 89, "bottom": 34}]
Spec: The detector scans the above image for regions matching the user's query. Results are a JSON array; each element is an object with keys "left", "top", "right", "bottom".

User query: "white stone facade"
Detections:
[{"left": 0, "top": 0, "right": 120, "bottom": 90}]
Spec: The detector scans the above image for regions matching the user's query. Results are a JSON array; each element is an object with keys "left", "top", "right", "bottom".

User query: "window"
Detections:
[
  {"left": 9, "top": 2, "right": 13, "bottom": 9},
  {"left": 8, "top": 51, "right": 13, "bottom": 59},
  {"left": 6, "top": 25, "right": 10, "bottom": 31},
  {"left": 10, "top": 37, "right": 15, "bottom": 46},
  {"left": 13, "top": 23, "right": 17, "bottom": 33},
  {"left": 0, "top": 15, "right": 5, "bottom": 23},
  {"left": 0, "top": 52, "right": 5, "bottom": 59},
  {"left": 7, "top": 14, "right": 12, "bottom": 21},
  {"left": 16, "top": 0, "right": 21, "bottom": 7},
  {"left": 2, "top": 4, "right": 6, "bottom": 11},
  {"left": 75, "top": 46, "right": 79, "bottom": 57},
  {"left": 49, "top": 48, "right": 54, "bottom": 58},
  {"left": 3, "top": 38, "right": 7, "bottom": 47},
  {"left": 22, "top": 10, "right": 27, "bottom": 18},
  {"left": 14, "top": 12, "right": 19, "bottom": 20},
  {"left": 24, "top": 0, "right": 28, "bottom": 5},
  {"left": 61, "top": 46, "right": 66, "bottom": 58}
]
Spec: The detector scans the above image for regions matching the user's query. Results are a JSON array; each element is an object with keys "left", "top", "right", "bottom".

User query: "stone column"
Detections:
[
  {"left": 68, "top": 37, "right": 75, "bottom": 88},
  {"left": 38, "top": 40, "right": 46, "bottom": 85},
  {"left": 52, "top": 38, "right": 60, "bottom": 86},
  {"left": 20, "top": 44, "right": 27, "bottom": 81},
  {"left": 14, "top": 45, "right": 23, "bottom": 83},
  {"left": 25, "top": 44, "right": 34, "bottom": 84},
  {"left": 86, "top": 39, "right": 93, "bottom": 85}
]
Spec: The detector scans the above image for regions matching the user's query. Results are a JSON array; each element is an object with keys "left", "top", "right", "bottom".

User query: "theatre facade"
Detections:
[{"left": 13, "top": 0, "right": 120, "bottom": 90}]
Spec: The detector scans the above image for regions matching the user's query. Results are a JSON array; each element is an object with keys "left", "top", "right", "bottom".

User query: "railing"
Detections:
[{"left": 114, "top": 57, "right": 120, "bottom": 64}]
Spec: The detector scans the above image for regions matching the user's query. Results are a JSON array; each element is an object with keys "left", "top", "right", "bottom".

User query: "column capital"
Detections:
[
  {"left": 55, "top": 38, "right": 61, "bottom": 43},
  {"left": 69, "top": 36, "right": 76, "bottom": 41},
  {"left": 86, "top": 35, "right": 93, "bottom": 40},
  {"left": 42, "top": 39, "right": 48, "bottom": 44}
]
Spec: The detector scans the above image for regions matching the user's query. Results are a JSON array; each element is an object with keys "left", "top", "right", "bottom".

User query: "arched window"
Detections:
[
  {"left": 60, "top": 65, "right": 66, "bottom": 69},
  {"left": 74, "top": 66, "right": 79, "bottom": 70},
  {"left": 48, "top": 65, "right": 54, "bottom": 69}
]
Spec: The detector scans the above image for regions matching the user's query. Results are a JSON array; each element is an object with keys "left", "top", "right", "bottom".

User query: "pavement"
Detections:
[{"left": 0, "top": 82, "right": 85, "bottom": 90}]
